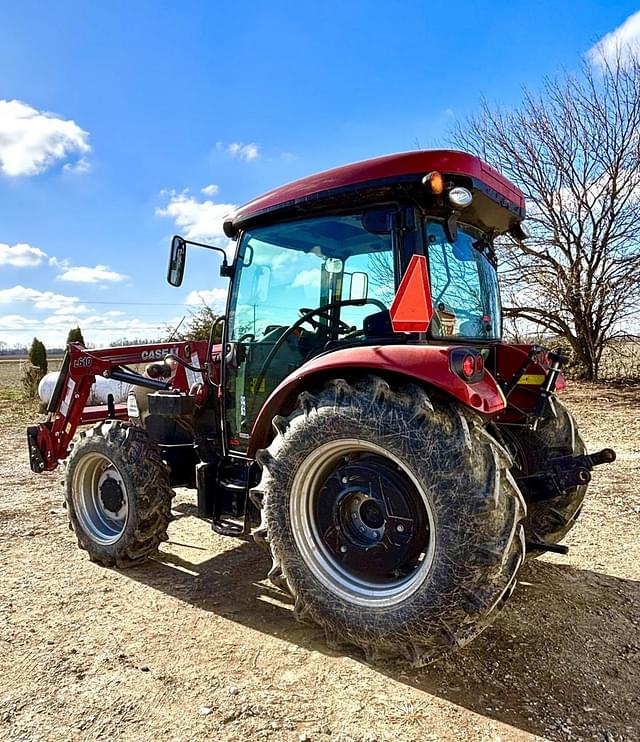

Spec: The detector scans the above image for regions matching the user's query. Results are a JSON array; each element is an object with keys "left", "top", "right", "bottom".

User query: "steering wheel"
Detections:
[
  {"left": 255, "top": 298, "right": 388, "bottom": 390},
  {"left": 298, "top": 307, "right": 353, "bottom": 335}
]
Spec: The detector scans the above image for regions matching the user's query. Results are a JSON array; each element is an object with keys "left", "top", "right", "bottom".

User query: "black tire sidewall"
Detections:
[
  {"left": 65, "top": 422, "right": 171, "bottom": 565},
  {"left": 264, "top": 383, "right": 519, "bottom": 645}
]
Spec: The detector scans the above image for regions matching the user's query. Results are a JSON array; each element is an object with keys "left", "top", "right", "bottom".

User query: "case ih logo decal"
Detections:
[{"left": 141, "top": 348, "right": 179, "bottom": 361}]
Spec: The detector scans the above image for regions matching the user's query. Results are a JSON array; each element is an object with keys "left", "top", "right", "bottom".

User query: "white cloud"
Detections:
[
  {"left": 0, "top": 314, "right": 31, "bottom": 329},
  {"left": 216, "top": 141, "right": 260, "bottom": 162},
  {"left": 185, "top": 288, "right": 228, "bottom": 308},
  {"left": 0, "top": 284, "right": 85, "bottom": 313},
  {"left": 201, "top": 184, "right": 219, "bottom": 196},
  {"left": 292, "top": 268, "right": 321, "bottom": 288},
  {"left": 57, "top": 264, "right": 128, "bottom": 284},
  {"left": 63, "top": 156, "right": 91, "bottom": 174},
  {"left": 0, "top": 291, "right": 168, "bottom": 348},
  {"left": 156, "top": 188, "right": 236, "bottom": 250},
  {"left": 587, "top": 11, "right": 640, "bottom": 69},
  {"left": 0, "top": 99, "right": 90, "bottom": 176},
  {"left": 0, "top": 242, "right": 47, "bottom": 267}
]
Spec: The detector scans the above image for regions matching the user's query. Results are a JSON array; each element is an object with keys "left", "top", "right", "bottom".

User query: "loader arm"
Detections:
[{"left": 27, "top": 340, "right": 209, "bottom": 473}]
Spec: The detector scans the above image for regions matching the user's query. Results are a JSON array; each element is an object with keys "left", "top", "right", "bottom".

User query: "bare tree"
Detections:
[{"left": 453, "top": 54, "right": 640, "bottom": 379}]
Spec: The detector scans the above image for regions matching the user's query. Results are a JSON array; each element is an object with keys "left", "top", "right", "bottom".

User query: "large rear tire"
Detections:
[
  {"left": 251, "top": 376, "right": 526, "bottom": 665},
  {"left": 64, "top": 421, "right": 174, "bottom": 567},
  {"left": 499, "top": 397, "right": 587, "bottom": 557}
]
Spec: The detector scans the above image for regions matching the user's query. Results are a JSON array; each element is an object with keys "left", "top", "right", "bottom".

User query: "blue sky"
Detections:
[{"left": 0, "top": 0, "right": 638, "bottom": 348}]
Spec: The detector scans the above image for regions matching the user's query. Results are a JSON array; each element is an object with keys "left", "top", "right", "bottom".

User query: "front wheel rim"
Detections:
[
  {"left": 72, "top": 452, "right": 129, "bottom": 545},
  {"left": 289, "top": 439, "right": 436, "bottom": 607}
]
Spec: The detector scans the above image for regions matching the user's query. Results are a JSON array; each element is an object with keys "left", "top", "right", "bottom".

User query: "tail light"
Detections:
[
  {"left": 462, "top": 354, "right": 475, "bottom": 378},
  {"left": 450, "top": 348, "right": 485, "bottom": 383}
]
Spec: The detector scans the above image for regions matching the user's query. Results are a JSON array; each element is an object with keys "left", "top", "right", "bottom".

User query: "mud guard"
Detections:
[{"left": 247, "top": 344, "right": 505, "bottom": 456}]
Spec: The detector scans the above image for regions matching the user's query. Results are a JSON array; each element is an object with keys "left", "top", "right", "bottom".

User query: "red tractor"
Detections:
[{"left": 27, "top": 150, "right": 614, "bottom": 664}]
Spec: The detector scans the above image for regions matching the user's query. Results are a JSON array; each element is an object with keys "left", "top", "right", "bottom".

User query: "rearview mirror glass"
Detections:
[
  {"left": 362, "top": 209, "right": 395, "bottom": 234},
  {"left": 168, "top": 235, "right": 186, "bottom": 286},
  {"left": 349, "top": 271, "right": 368, "bottom": 301}
]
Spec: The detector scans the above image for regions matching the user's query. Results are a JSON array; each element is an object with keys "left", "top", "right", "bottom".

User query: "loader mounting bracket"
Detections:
[{"left": 27, "top": 425, "right": 46, "bottom": 473}]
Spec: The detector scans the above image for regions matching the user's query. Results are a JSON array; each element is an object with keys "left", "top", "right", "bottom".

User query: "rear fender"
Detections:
[{"left": 247, "top": 344, "right": 505, "bottom": 455}]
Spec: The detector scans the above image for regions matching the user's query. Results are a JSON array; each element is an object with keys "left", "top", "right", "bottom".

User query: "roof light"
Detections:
[
  {"left": 422, "top": 171, "right": 444, "bottom": 195},
  {"left": 448, "top": 187, "right": 473, "bottom": 208}
]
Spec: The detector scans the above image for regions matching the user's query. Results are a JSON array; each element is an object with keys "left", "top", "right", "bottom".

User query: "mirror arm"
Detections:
[{"left": 182, "top": 238, "right": 233, "bottom": 277}]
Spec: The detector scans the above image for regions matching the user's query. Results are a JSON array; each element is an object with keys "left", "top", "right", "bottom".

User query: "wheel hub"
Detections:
[
  {"left": 71, "top": 452, "right": 130, "bottom": 545},
  {"left": 315, "top": 454, "right": 430, "bottom": 585},
  {"left": 100, "top": 476, "right": 125, "bottom": 514}
]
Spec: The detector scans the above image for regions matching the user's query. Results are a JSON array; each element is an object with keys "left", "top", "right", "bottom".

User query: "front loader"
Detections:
[{"left": 27, "top": 150, "right": 615, "bottom": 664}]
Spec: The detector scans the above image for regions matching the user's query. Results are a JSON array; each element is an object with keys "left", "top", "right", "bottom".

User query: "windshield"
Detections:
[
  {"left": 228, "top": 212, "right": 394, "bottom": 343},
  {"left": 425, "top": 220, "right": 501, "bottom": 340}
]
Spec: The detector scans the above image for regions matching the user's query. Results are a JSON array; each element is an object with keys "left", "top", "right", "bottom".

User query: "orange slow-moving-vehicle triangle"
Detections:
[{"left": 390, "top": 254, "right": 433, "bottom": 333}]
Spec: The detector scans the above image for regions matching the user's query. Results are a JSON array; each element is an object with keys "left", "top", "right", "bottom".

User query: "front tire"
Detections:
[
  {"left": 251, "top": 376, "right": 526, "bottom": 665},
  {"left": 65, "top": 421, "right": 174, "bottom": 567}
]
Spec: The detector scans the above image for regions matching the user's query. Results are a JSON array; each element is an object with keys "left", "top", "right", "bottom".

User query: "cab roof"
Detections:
[{"left": 229, "top": 149, "right": 525, "bottom": 232}]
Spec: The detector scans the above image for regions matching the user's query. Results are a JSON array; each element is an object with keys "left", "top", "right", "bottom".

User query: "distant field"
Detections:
[
  {"left": 599, "top": 340, "right": 640, "bottom": 379},
  {"left": 0, "top": 359, "right": 64, "bottom": 399}
]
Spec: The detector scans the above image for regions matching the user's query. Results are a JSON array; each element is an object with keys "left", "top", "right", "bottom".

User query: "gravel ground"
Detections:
[{"left": 0, "top": 381, "right": 638, "bottom": 742}]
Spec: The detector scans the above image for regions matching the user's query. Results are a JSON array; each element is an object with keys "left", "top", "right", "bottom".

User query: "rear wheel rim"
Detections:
[
  {"left": 289, "top": 439, "right": 435, "bottom": 607},
  {"left": 72, "top": 452, "right": 129, "bottom": 545}
]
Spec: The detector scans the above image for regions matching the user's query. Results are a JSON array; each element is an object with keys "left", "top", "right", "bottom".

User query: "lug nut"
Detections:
[{"left": 396, "top": 524, "right": 405, "bottom": 533}]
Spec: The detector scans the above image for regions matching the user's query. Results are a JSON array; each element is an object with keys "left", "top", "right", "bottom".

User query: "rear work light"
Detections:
[{"left": 450, "top": 348, "right": 485, "bottom": 383}]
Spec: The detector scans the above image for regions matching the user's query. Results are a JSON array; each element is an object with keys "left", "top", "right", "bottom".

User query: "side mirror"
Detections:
[
  {"left": 349, "top": 271, "right": 368, "bottom": 301},
  {"left": 167, "top": 235, "right": 186, "bottom": 286}
]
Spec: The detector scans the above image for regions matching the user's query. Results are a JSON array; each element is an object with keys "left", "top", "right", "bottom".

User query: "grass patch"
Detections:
[{"left": 0, "top": 388, "right": 26, "bottom": 401}]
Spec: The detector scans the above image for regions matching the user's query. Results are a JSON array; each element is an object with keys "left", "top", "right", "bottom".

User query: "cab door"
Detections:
[
  {"left": 223, "top": 226, "right": 326, "bottom": 452},
  {"left": 223, "top": 212, "right": 396, "bottom": 454}
]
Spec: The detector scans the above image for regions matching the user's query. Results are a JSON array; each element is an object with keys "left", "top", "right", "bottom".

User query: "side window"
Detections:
[{"left": 426, "top": 221, "right": 500, "bottom": 339}]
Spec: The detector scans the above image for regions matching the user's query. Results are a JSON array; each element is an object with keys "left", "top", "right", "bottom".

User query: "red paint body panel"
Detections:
[
  {"left": 492, "top": 343, "right": 566, "bottom": 422},
  {"left": 32, "top": 340, "right": 211, "bottom": 471},
  {"left": 390, "top": 255, "right": 433, "bottom": 333},
  {"left": 80, "top": 404, "right": 128, "bottom": 425},
  {"left": 233, "top": 150, "right": 525, "bottom": 227},
  {"left": 247, "top": 344, "right": 505, "bottom": 455}
]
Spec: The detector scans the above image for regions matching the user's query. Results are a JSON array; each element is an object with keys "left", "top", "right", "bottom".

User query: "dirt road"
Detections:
[{"left": 1, "top": 383, "right": 638, "bottom": 741}]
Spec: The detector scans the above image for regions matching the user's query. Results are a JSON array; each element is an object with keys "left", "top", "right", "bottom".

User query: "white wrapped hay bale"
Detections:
[{"left": 38, "top": 372, "right": 131, "bottom": 407}]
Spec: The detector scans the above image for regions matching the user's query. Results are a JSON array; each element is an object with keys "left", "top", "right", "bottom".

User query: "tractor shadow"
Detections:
[{"left": 127, "top": 528, "right": 640, "bottom": 741}]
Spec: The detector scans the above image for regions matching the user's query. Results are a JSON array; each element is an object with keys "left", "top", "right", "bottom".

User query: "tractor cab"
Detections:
[{"left": 169, "top": 150, "right": 525, "bottom": 450}]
